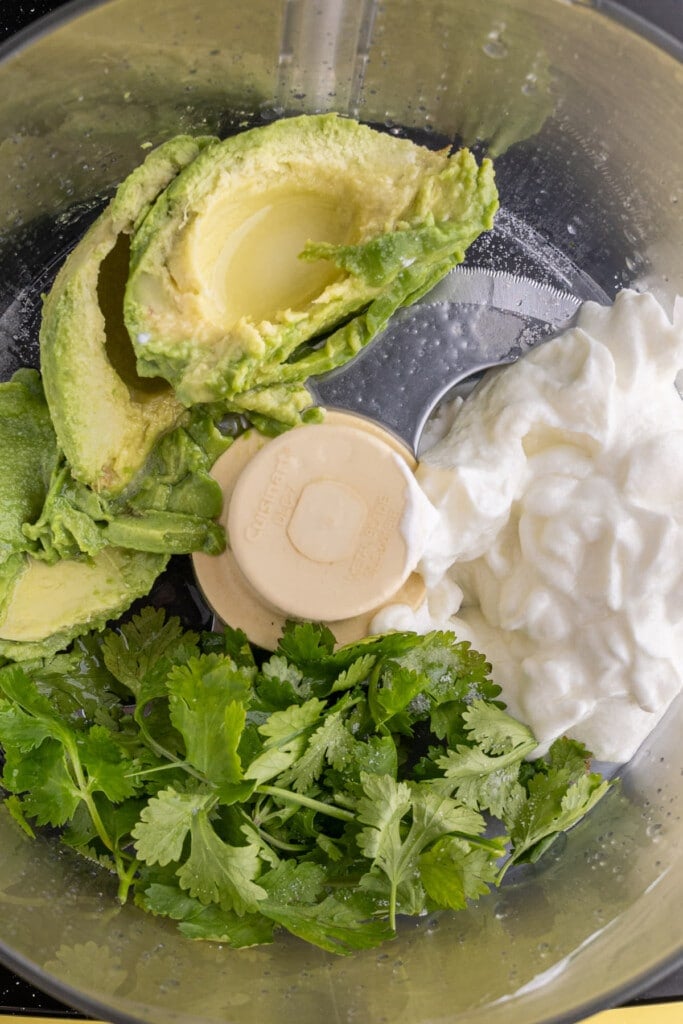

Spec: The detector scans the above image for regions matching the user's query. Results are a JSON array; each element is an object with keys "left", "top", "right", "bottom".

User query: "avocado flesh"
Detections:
[
  {"left": 40, "top": 133, "right": 218, "bottom": 495},
  {"left": 0, "top": 369, "right": 57, "bottom": 561},
  {"left": 0, "top": 370, "right": 168, "bottom": 661},
  {"left": 0, "top": 548, "right": 166, "bottom": 661},
  {"left": 124, "top": 114, "right": 499, "bottom": 419},
  {"left": 188, "top": 188, "right": 350, "bottom": 327}
]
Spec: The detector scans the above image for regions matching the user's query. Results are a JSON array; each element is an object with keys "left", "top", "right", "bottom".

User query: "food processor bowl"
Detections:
[{"left": 0, "top": 2, "right": 681, "bottom": 1022}]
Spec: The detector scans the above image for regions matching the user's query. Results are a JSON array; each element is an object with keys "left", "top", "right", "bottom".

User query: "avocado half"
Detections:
[
  {"left": 0, "top": 369, "right": 167, "bottom": 661},
  {"left": 40, "top": 134, "right": 218, "bottom": 495},
  {"left": 124, "top": 114, "right": 499, "bottom": 419}
]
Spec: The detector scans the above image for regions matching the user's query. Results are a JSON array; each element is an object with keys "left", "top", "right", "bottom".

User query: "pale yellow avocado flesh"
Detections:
[
  {"left": 176, "top": 188, "right": 353, "bottom": 328},
  {"left": 0, "top": 548, "right": 165, "bottom": 646}
]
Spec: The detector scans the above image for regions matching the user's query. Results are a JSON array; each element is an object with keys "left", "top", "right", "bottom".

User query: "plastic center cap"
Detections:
[
  {"left": 287, "top": 479, "right": 366, "bottom": 563},
  {"left": 227, "top": 421, "right": 422, "bottom": 622}
]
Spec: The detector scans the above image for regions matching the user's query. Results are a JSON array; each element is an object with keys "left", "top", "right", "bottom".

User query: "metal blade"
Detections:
[{"left": 309, "top": 268, "right": 583, "bottom": 453}]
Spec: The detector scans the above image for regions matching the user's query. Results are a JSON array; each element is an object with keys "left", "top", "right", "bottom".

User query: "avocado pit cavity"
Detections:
[{"left": 182, "top": 189, "right": 353, "bottom": 328}]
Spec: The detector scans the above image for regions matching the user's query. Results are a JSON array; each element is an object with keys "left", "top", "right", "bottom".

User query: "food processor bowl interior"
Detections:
[{"left": 0, "top": 2, "right": 681, "bottom": 1022}]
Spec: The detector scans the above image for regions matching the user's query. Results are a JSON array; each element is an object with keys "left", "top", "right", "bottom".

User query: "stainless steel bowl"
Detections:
[{"left": 0, "top": 2, "right": 681, "bottom": 1022}]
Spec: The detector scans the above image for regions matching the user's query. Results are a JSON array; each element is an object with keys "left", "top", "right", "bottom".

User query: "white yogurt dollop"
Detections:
[{"left": 372, "top": 290, "right": 683, "bottom": 762}]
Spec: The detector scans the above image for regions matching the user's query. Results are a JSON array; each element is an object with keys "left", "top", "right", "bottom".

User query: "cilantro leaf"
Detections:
[
  {"left": 2, "top": 737, "right": 81, "bottom": 826},
  {"left": 141, "top": 882, "right": 274, "bottom": 946},
  {"left": 436, "top": 700, "right": 537, "bottom": 816},
  {"left": 329, "top": 654, "right": 377, "bottom": 694},
  {"left": 356, "top": 774, "right": 485, "bottom": 928},
  {"left": 0, "top": 699, "right": 54, "bottom": 753},
  {"left": 277, "top": 706, "right": 353, "bottom": 793},
  {"left": 219, "top": 623, "right": 256, "bottom": 670},
  {"left": 78, "top": 725, "right": 140, "bottom": 803},
  {"left": 255, "top": 654, "right": 310, "bottom": 710},
  {"left": 133, "top": 785, "right": 215, "bottom": 866},
  {"left": 374, "top": 665, "right": 423, "bottom": 719},
  {"left": 323, "top": 731, "right": 398, "bottom": 801},
  {"left": 20, "top": 635, "right": 123, "bottom": 730},
  {"left": 419, "top": 835, "right": 504, "bottom": 911},
  {"left": 501, "top": 737, "right": 615, "bottom": 876},
  {"left": 259, "top": 860, "right": 327, "bottom": 905},
  {"left": 167, "top": 654, "right": 253, "bottom": 787},
  {"left": 276, "top": 621, "right": 336, "bottom": 666},
  {"left": 0, "top": 663, "right": 64, "bottom": 723},
  {"left": 176, "top": 809, "right": 267, "bottom": 914},
  {"left": 261, "top": 893, "right": 394, "bottom": 955},
  {"left": 102, "top": 606, "right": 199, "bottom": 702},
  {"left": 244, "top": 698, "right": 325, "bottom": 784},
  {"left": 437, "top": 748, "right": 526, "bottom": 818},
  {"left": 393, "top": 632, "right": 497, "bottom": 705}
]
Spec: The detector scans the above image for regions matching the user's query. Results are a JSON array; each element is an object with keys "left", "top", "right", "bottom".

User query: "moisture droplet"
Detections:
[
  {"left": 494, "top": 899, "right": 511, "bottom": 920},
  {"left": 483, "top": 38, "right": 509, "bottom": 59},
  {"left": 646, "top": 821, "right": 663, "bottom": 842},
  {"left": 483, "top": 24, "right": 509, "bottom": 59}
]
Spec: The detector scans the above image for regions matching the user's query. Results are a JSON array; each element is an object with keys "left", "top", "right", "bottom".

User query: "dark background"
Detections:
[
  {"left": 1, "top": 0, "right": 681, "bottom": 44},
  {"left": 0, "top": 0, "right": 681, "bottom": 1018}
]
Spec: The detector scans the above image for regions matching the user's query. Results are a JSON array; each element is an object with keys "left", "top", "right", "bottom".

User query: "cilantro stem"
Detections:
[
  {"left": 252, "top": 823, "right": 309, "bottom": 854},
  {"left": 61, "top": 734, "right": 114, "bottom": 854},
  {"left": 115, "top": 852, "right": 140, "bottom": 904},
  {"left": 135, "top": 717, "right": 205, "bottom": 782},
  {"left": 389, "top": 885, "right": 398, "bottom": 933},
  {"left": 258, "top": 785, "right": 355, "bottom": 823},
  {"left": 124, "top": 761, "right": 190, "bottom": 778}
]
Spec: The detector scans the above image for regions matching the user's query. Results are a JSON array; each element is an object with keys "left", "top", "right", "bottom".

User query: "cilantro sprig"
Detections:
[{"left": 0, "top": 609, "right": 615, "bottom": 954}]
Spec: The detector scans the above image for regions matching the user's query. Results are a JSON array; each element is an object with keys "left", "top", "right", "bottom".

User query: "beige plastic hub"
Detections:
[{"left": 193, "top": 411, "right": 427, "bottom": 649}]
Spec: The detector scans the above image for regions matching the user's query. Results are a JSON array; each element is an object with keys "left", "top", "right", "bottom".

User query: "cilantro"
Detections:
[
  {"left": 140, "top": 882, "right": 274, "bottom": 947},
  {"left": 166, "top": 653, "right": 253, "bottom": 789},
  {"left": 176, "top": 814, "right": 266, "bottom": 914},
  {"left": 244, "top": 698, "right": 325, "bottom": 785},
  {"left": 437, "top": 699, "right": 537, "bottom": 816},
  {"left": 132, "top": 786, "right": 214, "bottom": 866},
  {"left": 356, "top": 774, "right": 485, "bottom": 928},
  {"left": 0, "top": 607, "right": 616, "bottom": 953},
  {"left": 419, "top": 835, "right": 505, "bottom": 911},
  {"left": 499, "top": 737, "right": 613, "bottom": 877}
]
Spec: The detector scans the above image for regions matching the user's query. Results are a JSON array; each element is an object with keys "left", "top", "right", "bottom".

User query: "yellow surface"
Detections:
[
  {"left": 583, "top": 1004, "right": 683, "bottom": 1024},
  {"left": 0, "top": 1005, "right": 681, "bottom": 1023}
]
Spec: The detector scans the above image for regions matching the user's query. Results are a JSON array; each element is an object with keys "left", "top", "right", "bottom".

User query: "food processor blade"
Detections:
[{"left": 309, "top": 267, "right": 583, "bottom": 452}]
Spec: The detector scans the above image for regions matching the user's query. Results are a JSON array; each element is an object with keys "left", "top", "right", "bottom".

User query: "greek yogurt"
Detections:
[{"left": 372, "top": 290, "right": 683, "bottom": 762}]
